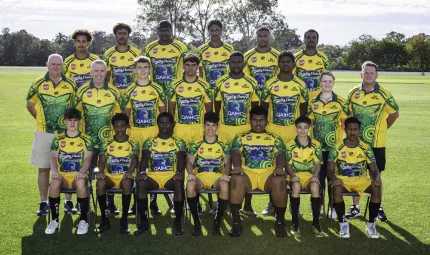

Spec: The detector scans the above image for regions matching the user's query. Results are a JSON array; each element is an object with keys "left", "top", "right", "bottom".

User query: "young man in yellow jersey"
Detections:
[
  {"left": 94, "top": 113, "right": 139, "bottom": 235},
  {"left": 169, "top": 53, "right": 212, "bottom": 146},
  {"left": 294, "top": 29, "right": 330, "bottom": 96},
  {"left": 285, "top": 116, "right": 323, "bottom": 237},
  {"left": 145, "top": 20, "right": 188, "bottom": 95},
  {"left": 45, "top": 109, "right": 93, "bottom": 235},
  {"left": 104, "top": 23, "right": 142, "bottom": 95},
  {"left": 186, "top": 111, "right": 231, "bottom": 236},
  {"left": 27, "top": 54, "right": 76, "bottom": 216},
  {"left": 229, "top": 106, "right": 287, "bottom": 237},
  {"left": 327, "top": 117, "right": 382, "bottom": 239},
  {"left": 244, "top": 26, "right": 280, "bottom": 92},
  {"left": 197, "top": 20, "right": 234, "bottom": 89},
  {"left": 63, "top": 29, "right": 99, "bottom": 88},
  {"left": 260, "top": 50, "right": 308, "bottom": 216},
  {"left": 346, "top": 61, "right": 399, "bottom": 221},
  {"left": 135, "top": 112, "right": 187, "bottom": 235}
]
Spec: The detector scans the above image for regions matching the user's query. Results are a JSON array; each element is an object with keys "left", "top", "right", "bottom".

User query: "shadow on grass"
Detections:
[{"left": 22, "top": 206, "right": 429, "bottom": 255}]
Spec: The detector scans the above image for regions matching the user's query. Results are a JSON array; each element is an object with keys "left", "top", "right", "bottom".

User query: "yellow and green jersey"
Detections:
[
  {"left": 99, "top": 136, "right": 139, "bottom": 174},
  {"left": 188, "top": 136, "right": 230, "bottom": 174},
  {"left": 308, "top": 92, "right": 349, "bottom": 151},
  {"left": 261, "top": 75, "right": 308, "bottom": 127},
  {"left": 74, "top": 81, "right": 122, "bottom": 146},
  {"left": 197, "top": 42, "right": 234, "bottom": 88},
  {"left": 145, "top": 40, "right": 188, "bottom": 93},
  {"left": 103, "top": 45, "right": 141, "bottom": 92},
  {"left": 26, "top": 73, "right": 76, "bottom": 133},
  {"left": 347, "top": 83, "right": 399, "bottom": 148},
  {"left": 232, "top": 131, "right": 285, "bottom": 171},
  {"left": 285, "top": 136, "right": 322, "bottom": 174},
  {"left": 244, "top": 48, "right": 280, "bottom": 91},
  {"left": 51, "top": 132, "right": 93, "bottom": 173},
  {"left": 328, "top": 139, "right": 376, "bottom": 177},
  {"left": 294, "top": 50, "right": 330, "bottom": 92},
  {"left": 214, "top": 74, "right": 260, "bottom": 126},
  {"left": 124, "top": 82, "right": 166, "bottom": 128},
  {"left": 143, "top": 136, "right": 186, "bottom": 172},
  {"left": 169, "top": 77, "right": 212, "bottom": 125},
  {"left": 63, "top": 53, "right": 99, "bottom": 88}
]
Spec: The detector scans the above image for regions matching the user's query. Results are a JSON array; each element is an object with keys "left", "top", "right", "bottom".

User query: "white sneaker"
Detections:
[
  {"left": 339, "top": 221, "right": 350, "bottom": 238},
  {"left": 77, "top": 220, "right": 89, "bottom": 235},
  {"left": 45, "top": 220, "right": 59, "bottom": 234},
  {"left": 366, "top": 222, "right": 379, "bottom": 239},
  {"left": 328, "top": 207, "right": 338, "bottom": 219}
]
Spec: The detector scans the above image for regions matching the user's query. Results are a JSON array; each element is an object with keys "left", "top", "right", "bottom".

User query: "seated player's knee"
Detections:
[
  {"left": 186, "top": 181, "right": 196, "bottom": 196},
  {"left": 219, "top": 181, "right": 229, "bottom": 199},
  {"left": 370, "top": 185, "right": 382, "bottom": 202},
  {"left": 173, "top": 179, "right": 184, "bottom": 191},
  {"left": 49, "top": 179, "right": 62, "bottom": 194},
  {"left": 121, "top": 179, "right": 132, "bottom": 195},
  {"left": 96, "top": 179, "right": 106, "bottom": 195},
  {"left": 309, "top": 182, "right": 320, "bottom": 196},
  {"left": 230, "top": 175, "right": 244, "bottom": 189}
]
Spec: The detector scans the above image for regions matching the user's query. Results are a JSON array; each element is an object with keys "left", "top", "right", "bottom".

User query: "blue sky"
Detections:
[{"left": 1, "top": 0, "right": 429, "bottom": 45}]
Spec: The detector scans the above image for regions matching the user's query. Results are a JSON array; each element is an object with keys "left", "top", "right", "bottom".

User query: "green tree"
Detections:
[{"left": 405, "top": 33, "right": 430, "bottom": 71}]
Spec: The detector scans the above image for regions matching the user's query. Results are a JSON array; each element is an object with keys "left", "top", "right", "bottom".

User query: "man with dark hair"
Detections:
[
  {"left": 45, "top": 109, "right": 93, "bottom": 235},
  {"left": 27, "top": 54, "right": 76, "bottom": 216},
  {"left": 229, "top": 106, "right": 287, "bottom": 237},
  {"left": 285, "top": 116, "right": 323, "bottom": 237},
  {"left": 94, "top": 113, "right": 139, "bottom": 234},
  {"left": 135, "top": 112, "right": 187, "bottom": 235},
  {"left": 197, "top": 20, "right": 234, "bottom": 90},
  {"left": 345, "top": 61, "right": 399, "bottom": 221},
  {"left": 244, "top": 26, "right": 280, "bottom": 92},
  {"left": 186, "top": 111, "right": 231, "bottom": 236},
  {"left": 327, "top": 117, "right": 382, "bottom": 238},
  {"left": 145, "top": 20, "right": 188, "bottom": 96},
  {"left": 104, "top": 22, "right": 141, "bottom": 95},
  {"left": 294, "top": 29, "right": 330, "bottom": 96},
  {"left": 64, "top": 29, "right": 100, "bottom": 88},
  {"left": 169, "top": 53, "right": 212, "bottom": 146}
]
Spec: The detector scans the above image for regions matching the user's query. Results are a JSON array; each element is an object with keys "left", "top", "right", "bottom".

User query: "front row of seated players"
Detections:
[{"left": 45, "top": 109, "right": 93, "bottom": 235}]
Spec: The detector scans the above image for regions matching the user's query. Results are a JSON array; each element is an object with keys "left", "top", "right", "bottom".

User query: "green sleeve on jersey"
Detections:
[
  {"left": 340, "top": 99, "right": 350, "bottom": 117},
  {"left": 51, "top": 136, "right": 59, "bottom": 151},
  {"left": 132, "top": 141, "right": 140, "bottom": 156},
  {"left": 231, "top": 135, "right": 242, "bottom": 151},
  {"left": 328, "top": 148, "right": 338, "bottom": 161},
  {"left": 285, "top": 144, "right": 292, "bottom": 164},
  {"left": 274, "top": 136, "right": 286, "bottom": 152},
  {"left": 364, "top": 146, "right": 376, "bottom": 164},
  {"left": 187, "top": 141, "right": 198, "bottom": 156},
  {"left": 85, "top": 137, "right": 94, "bottom": 152},
  {"left": 99, "top": 141, "right": 107, "bottom": 154},
  {"left": 300, "top": 84, "right": 309, "bottom": 102},
  {"left": 315, "top": 143, "right": 323, "bottom": 162},
  {"left": 385, "top": 92, "right": 400, "bottom": 112},
  {"left": 176, "top": 139, "right": 187, "bottom": 152},
  {"left": 26, "top": 82, "right": 37, "bottom": 101},
  {"left": 143, "top": 139, "right": 152, "bottom": 150},
  {"left": 222, "top": 142, "right": 231, "bottom": 156}
]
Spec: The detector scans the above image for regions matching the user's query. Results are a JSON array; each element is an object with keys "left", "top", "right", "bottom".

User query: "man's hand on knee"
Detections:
[
  {"left": 51, "top": 172, "right": 61, "bottom": 180},
  {"left": 372, "top": 177, "right": 382, "bottom": 187},
  {"left": 96, "top": 172, "right": 106, "bottom": 180},
  {"left": 124, "top": 172, "right": 133, "bottom": 179},
  {"left": 290, "top": 175, "right": 300, "bottom": 183},
  {"left": 332, "top": 178, "right": 343, "bottom": 187},
  {"left": 173, "top": 172, "right": 183, "bottom": 181},
  {"left": 187, "top": 174, "right": 196, "bottom": 181},
  {"left": 220, "top": 175, "right": 230, "bottom": 182},
  {"left": 232, "top": 167, "right": 244, "bottom": 175},
  {"left": 273, "top": 167, "right": 284, "bottom": 176},
  {"left": 310, "top": 176, "right": 319, "bottom": 183},
  {"left": 75, "top": 172, "right": 85, "bottom": 180}
]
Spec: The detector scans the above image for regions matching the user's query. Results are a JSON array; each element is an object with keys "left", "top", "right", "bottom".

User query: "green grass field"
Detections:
[{"left": 0, "top": 71, "right": 429, "bottom": 254}]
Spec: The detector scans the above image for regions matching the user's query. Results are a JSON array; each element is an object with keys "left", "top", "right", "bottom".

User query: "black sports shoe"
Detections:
[
  {"left": 64, "top": 200, "right": 77, "bottom": 215},
  {"left": 274, "top": 221, "right": 286, "bottom": 237},
  {"left": 240, "top": 206, "right": 257, "bottom": 217},
  {"left": 128, "top": 203, "right": 136, "bottom": 215},
  {"left": 107, "top": 203, "right": 120, "bottom": 216},
  {"left": 378, "top": 207, "right": 388, "bottom": 222},
  {"left": 345, "top": 205, "right": 361, "bottom": 219},
  {"left": 173, "top": 220, "right": 184, "bottom": 235},
  {"left": 119, "top": 218, "right": 130, "bottom": 234},
  {"left": 36, "top": 202, "right": 50, "bottom": 216},
  {"left": 229, "top": 221, "right": 242, "bottom": 237},
  {"left": 150, "top": 203, "right": 162, "bottom": 216},
  {"left": 192, "top": 220, "right": 202, "bottom": 236},
  {"left": 261, "top": 202, "right": 274, "bottom": 216},
  {"left": 212, "top": 220, "right": 221, "bottom": 236},
  {"left": 134, "top": 220, "right": 150, "bottom": 235},
  {"left": 94, "top": 221, "right": 110, "bottom": 234}
]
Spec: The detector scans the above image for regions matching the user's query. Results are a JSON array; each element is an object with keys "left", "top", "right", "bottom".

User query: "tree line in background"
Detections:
[{"left": 0, "top": 0, "right": 429, "bottom": 71}]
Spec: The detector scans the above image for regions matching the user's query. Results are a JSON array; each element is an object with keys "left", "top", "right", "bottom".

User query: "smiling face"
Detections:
[
  {"left": 203, "top": 121, "right": 219, "bottom": 137},
  {"left": 320, "top": 74, "right": 334, "bottom": 93},
  {"left": 361, "top": 65, "right": 378, "bottom": 86},
  {"left": 46, "top": 55, "right": 63, "bottom": 78},
  {"left": 229, "top": 55, "right": 244, "bottom": 75},
  {"left": 135, "top": 62, "right": 151, "bottom": 80},
  {"left": 295, "top": 122, "right": 310, "bottom": 138}
]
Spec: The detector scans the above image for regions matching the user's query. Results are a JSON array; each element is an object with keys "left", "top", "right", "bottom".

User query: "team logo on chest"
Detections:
[
  {"left": 205, "top": 52, "right": 211, "bottom": 58},
  {"left": 61, "top": 141, "right": 66, "bottom": 148},
  {"left": 313, "top": 104, "right": 319, "bottom": 110},
  {"left": 299, "top": 60, "right": 305, "bottom": 66},
  {"left": 153, "top": 48, "right": 158, "bottom": 54},
  {"left": 112, "top": 56, "right": 116, "bottom": 62},
  {"left": 225, "top": 82, "right": 230, "bottom": 88},
  {"left": 251, "top": 57, "right": 257, "bottom": 63},
  {"left": 71, "top": 64, "right": 76, "bottom": 70},
  {"left": 87, "top": 91, "right": 92, "bottom": 98},
  {"left": 274, "top": 85, "right": 279, "bottom": 92},
  {"left": 109, "top": 146, "right": 115, "bottom": 152},
  {"left": 43, "top": 84, "right": 49, "bottom": 90},
  {"left": 341, "top": 152, "right": 346, "bottom": 158},
  {"left": 178, "top": 86, "right": 184, "bottom": 93},
  {"left": 200, "top": 147, "right": 204, "bottom": 154},
  {"left": 132, "top": 91, "right": 137, "bottom": 97}
]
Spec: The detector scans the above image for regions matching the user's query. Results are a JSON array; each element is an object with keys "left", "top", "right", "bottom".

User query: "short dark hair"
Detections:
[
  {"left": 111, "top": 113, "right": 129, "bottom": 126},
  {"left": 304, "top": 29, "right": 319, "bottom": 40},
  {"left": 204, "top": 111, "right": 219, "bottom": 124},
  {"left": 64, "top": 109, "right": 81, "bottom": 120},
  {"left": 158, "top": 20, "right": 172, "bottom": 30},
  {"left": 361, "top": 61, "right": 378, "bottom": 72},
  {"left": 113, "top": 23, "right": 131, "bottom": 34},
  {"left": 229, "top": 51, "right": 244, "bottom": 61},
  {"left": 157, "top": 112, "right": 174, "bottom": 124},
  {"left": 295, "top": 116, "right": 311, "bottom": 126},
  {"left": 183, "top": 53, "right": 200, "bottom": 65},
  {"left": 207, "top": 20, "right": 223, "bottom": 30},
  {"left": 344, "top": 117, "right": 361, "bottom": 129},
  {"left": 256, "top": 26, "right": 270, "bottom": 35},
  {"left": 134, "top": 56, "right": 151, "bottom": 66},
  {"left": 71, "top": 29, "right": 93, "bottom": 43},
  {"left": 278, "top": 50, "right": 295, "bottom": 63},
  {"left": 250, "top": 106, "right": 268, "bottom": 119}
]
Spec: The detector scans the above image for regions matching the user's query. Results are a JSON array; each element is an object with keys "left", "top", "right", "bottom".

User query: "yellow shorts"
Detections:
[
  {"left": 244, "top": 168, "right": 273, "bottom": 191},
  {"left": 105, "top": 173, "right": 128, "bottom": 189},
  {"left": 60, "top": 172, "right": 87, "bottom": 188},
  {"left": 337, "top": 176, "right": 371, "bottom": 196},
  {"left": 147, "top": 172, "right": 176, "bottom": 189},
  {"left": 287, "top": 172, "right": 319, "bottom": 189},
  {"left": 267, "top": 123, "right": 296, "bottom": 144},
  {"left": 174, "top": 123, "right": 203, "bottom": 146},
  {"left": 196, "top": 172, "right": 222, "bottom": 189},
  {"left": 218, "top": 124, "right": 250, "bottom": 143}
]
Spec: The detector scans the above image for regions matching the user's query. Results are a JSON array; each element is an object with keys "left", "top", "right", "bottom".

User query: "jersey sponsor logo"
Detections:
[
  {"left": 112, "top": 56, "right": 116, "bottom": 62},
  {"left": 341, "top": 163, "right": 362, "bottom": 177},
  {"left": 87, "top": 91, "right": 92, "bottom": 98},
  {"left": 169, "top": 49, "right": 175, "bottom": 53},
  {"left": 299, "top": 60, "right": 305, "bottom": 66},
  {"left": 60, "top": 153, "right": 82, "bottom": 173},
  {"left": 132, "top": 91, "right": 137, "bottom": 97},
  {"left": 61, "top": 141, "right": 66, "bottom": 148},
  {"left": 128, "top": 57, "right": 133, "bottom": 61},
  {"left": 252, "top": 57, "right": 257, "bottom": 63},
  {"left": 112, "top": 67, "right": 133, "bottom": 89},
  {"left": 162, "top": 48, "right": 166, "bottom": 51},
  {"left": 153, "top": 48, "right": 158, "bottom": 54},
  {"left": 357, "top": 154, "right": 363, "bottom": 158},
  {"left": 43, "top": 84, "right": 49, "bottom": 90},
  {"left": 178, "top": 98, "right": 200, "bottom": 124},
  {"left": 135, "top": 108, "right": 154, "bottom": 127},
  {"left": 71, "top": 64, "right": 76, "bottom": 70},
  {"left": 153, "top": 58, "right": 176, "bottom": 82},
  {"left": 72, "top": 74, "right": 93, "bottom": 88},
  {"left": 62, "top": 85, "right": 69, "bottom": 89},
  {"left": 109, "top": 145, "right": 115, "bottom": 152},
  {"left": 330, "top": 105, "right": 338, "bottom": 109},
  {"left": 54, "top": 92, "right": 59, "bottom": 95},
  {"left": 314, "top": 104, "right": 319, "bottom": 110},
  {"left": 253, "top": 67, "right": 274, "bottom": 89},
  {"left": 227, "top": 101, "right": 244, "bottom": 118},
  {"left": 207, "top": 62, "right": 228, "bottom": 86},
  {"left": 205, "top": 52, "right": 211, "bottom": 58},
  {"left": 274, "top": 85, "right": 279, "bottom": 92},
  {"left": 151, "top": 152, "right": 174, "bottom": 171},
  {"left": 108, "top": 157, "right": 131, "bottom": 174}
]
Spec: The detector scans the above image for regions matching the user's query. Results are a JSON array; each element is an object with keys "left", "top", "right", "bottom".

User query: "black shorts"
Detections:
[{"left": 371, "top": 147, "right": 386, "bottom": 172}]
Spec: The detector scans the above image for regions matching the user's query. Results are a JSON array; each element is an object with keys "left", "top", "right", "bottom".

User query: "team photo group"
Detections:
[{"left": 26, "top": 19, "right": 399, "bottom": 239}]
